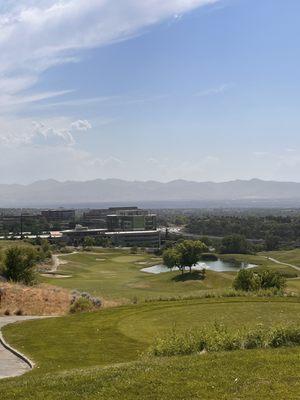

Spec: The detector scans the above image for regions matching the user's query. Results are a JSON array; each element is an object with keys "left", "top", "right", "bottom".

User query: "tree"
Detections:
[
  {"left": 163, "top": 248, "right": 183, "bottom": 273},
  {"left": 163, "top": 240, "right": 208, "bottom": 275},
  {"left": 265, "top": 234, "right": 280, "bottom": 251},
  {"left": 4, "top": 246, "right": 38, "bottom": 285},
  {"left": 176, "top": 240, "right": 208, "bottom": 273},
  {"left": 37, "top": 239, "right": 52, "bottom": 262},
  {"left": 220, "top": 234, "right": 249, "bottom": 254},
  {"left": 83, "top": 236, "right": 96, "bottom": 249}
]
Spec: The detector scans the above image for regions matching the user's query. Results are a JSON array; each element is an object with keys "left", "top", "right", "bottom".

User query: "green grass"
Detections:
[
  {"left": 1, "top": 297, "right": 300, "bottom": 399},
  {"left": 258, "top": 249, "right": 300, "bottom": 293},
  {"left": 2, "top": 298, "right": 300, "bottom": 372},
  {"left": 260, "top": 249, "right": 300, "bottom": 267},
  {"left": 3, "top": 248, "right": 300, "bottom": 399},
  {"left": 1, "top": 348, "right": 300, "bottom": 400},
  {"left": 0, "top": 240, "right": 32, "bottom": 251},
  {"left": 41, "top": 249, "right": 235, "bottom": 302},
  {"left": 39, "top": 248, "right": 300, "bottom": 301}
]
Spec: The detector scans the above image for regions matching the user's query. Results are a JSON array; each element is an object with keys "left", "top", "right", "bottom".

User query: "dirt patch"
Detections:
[
  {"left": 101, "top": 298, "right": 126, "bottom": 308},
  {"left": 127, "top": 282, "right": 151, "bottom": 289},
  {"left": 40, "top": 273, "right": 72, "bottom": 279},
  {"left": 96, "top": 258, "right": 106, "bottom": 261},
  {"left": 0, "top": 283, "right": 70, "bottom": 316}
]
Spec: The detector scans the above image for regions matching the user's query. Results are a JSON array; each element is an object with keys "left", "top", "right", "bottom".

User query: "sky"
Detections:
[{"left": 1, "top": 0, "right": 300, "bottom": 184}]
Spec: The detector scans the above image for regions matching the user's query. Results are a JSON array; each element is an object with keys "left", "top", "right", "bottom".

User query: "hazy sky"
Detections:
[{"left": 1, "top": 0, "right": 300, "bottom": 184}]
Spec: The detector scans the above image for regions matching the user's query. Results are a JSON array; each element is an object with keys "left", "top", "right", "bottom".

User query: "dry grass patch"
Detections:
[{"left": 0, "top": 283, "right": 71, "bottom": 316}]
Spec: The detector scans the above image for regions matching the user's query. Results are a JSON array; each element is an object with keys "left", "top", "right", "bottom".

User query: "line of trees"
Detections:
[{"left": 186, "top": 214, "right": 300, "bottom": 249}]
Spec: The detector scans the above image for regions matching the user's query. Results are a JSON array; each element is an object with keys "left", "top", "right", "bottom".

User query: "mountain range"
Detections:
[{"left": 2, "top": 178, "right": 300, "bottom": 208}]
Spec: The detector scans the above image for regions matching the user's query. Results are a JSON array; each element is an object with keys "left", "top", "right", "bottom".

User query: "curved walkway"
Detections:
[
  {"left": 0, "top": 316, "right": 41, "bottom": 379},
  {"left": 265, "top": 256, "right": 300, "bottom": 272}
]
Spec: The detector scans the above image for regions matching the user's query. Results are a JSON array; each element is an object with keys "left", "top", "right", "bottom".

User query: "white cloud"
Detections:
[
  {"left": 0, "top": 0, "right": 218, "bottom": 113},
  {"left": 0, "top": 117, "right": 92, "bottom": 146},
  {"left": 71, "top": 120, "right": 92, "bottom": 132},
  {"left": 196, "top": 83, "right": 233, "bottom": 97}
]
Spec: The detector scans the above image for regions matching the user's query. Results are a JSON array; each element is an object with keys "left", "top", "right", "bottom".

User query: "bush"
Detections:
[
  {"left": 3, "top": 246, "right": 38, "bottom": 285},
  {"left": 70, "top": 290, "right": 102, "bottom": 313},
  {"left": 147, "top": 324, "right": 300, "bottom": 357},
  {"left": 70, "top": 297, "right": 94, "bottom": 314},
  {"left": 130, "top": 246, "right": 138, "bottom": 254},
  {"left": 259, "top": 270, "right": 286, "bottom": 290},
  {"left": 233, "top": 269, "right": 260, "bottom": 291},
  {"left": 233, "top": 269, "right": 286, "bottom": 292}
]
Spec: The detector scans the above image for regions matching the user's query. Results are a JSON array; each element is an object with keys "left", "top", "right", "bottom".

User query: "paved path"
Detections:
[
  {"left": 0, "top": 316, "right": 41, "bottom": 379},
  {"left": 265, "top": 257, "right": 300, "bottom": 272}
]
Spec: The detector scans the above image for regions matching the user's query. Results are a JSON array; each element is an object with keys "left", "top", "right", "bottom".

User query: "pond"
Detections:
[{"left": 141, "top": 259, "right": 257, "bottom": 274}]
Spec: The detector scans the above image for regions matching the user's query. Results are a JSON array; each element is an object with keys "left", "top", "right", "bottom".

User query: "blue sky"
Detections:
[{"left": 1, "top": 0, "right": 300, "bottom": 183}]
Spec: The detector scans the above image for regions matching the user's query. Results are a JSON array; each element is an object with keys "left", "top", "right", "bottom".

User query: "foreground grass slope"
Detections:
[
  {"left": 2, "top": 298, "right": 300, "bottom": 372},
  {"left": 1, "top": 297, "right": 300, "bottom": 399},
  {"left": 2, "top": 348, "right": 300, "bottom": 400}
]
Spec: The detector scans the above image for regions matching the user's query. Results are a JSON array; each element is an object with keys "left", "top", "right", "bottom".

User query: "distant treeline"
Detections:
[{"left": 185, "top": 215, "right": 300, "bottom": 248}]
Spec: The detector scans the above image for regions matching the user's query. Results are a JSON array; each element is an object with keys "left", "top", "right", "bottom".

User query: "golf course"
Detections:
[{"left": 1, "top": 247, "right": 300, "bottom": 399}]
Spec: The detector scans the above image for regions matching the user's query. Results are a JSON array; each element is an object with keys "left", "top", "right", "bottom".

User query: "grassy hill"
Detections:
[
  {"left": 1, "top": 297, "right": 300, "bottom": 399},
  {"left": 2, "top": 248, "right": 300, "bottom": 399}
]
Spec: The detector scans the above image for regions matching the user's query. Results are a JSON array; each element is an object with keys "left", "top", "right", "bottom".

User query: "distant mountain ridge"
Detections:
[{"left": 1, "top": 178, "right": 300, "bottom": 207}]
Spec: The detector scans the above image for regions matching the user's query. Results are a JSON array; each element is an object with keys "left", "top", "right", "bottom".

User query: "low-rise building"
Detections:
[
  {"left": 41, "top": 209, "right": 75, "bottom": 222},
  {"left": 107, "top": 209, "right": 157, "bottom": 232}
]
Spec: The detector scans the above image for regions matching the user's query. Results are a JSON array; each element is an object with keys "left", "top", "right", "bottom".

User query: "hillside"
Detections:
[{"left": 2, "top": 178, "right": 300, "bottom": 207}]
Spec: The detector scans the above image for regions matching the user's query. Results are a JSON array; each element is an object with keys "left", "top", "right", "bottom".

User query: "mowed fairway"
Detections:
[
  {"left": 1, "top": 297, "right": 300, "bottom": 399},
  {"left": 41, "top": 248, "right": 300, "bottom": 301},
  {"left": 41, "top": 249, "right": 235, "bottom": 302}
]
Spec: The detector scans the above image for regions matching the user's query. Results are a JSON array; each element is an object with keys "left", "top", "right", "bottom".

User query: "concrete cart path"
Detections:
[
  {"left": 0, "top": 316, "right": 41, "bottom": 379},
  {"left": 265, "top": 257, "right": 300, "bottom": 272}
]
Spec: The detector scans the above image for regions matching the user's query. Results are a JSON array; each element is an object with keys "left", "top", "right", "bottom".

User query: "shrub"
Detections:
[
  {"left": 233, "top": 269, "right": 286, "bottom": 292},
  {"left": 130, "top": 246, "right": 138, "bottom": 254},
  {"left": 70, "top": 290, "right": 102, "bottom": 313},
  {"left": 268, "top": 326, "right": 300, "bottom": 348},
  {"left": 233, "top": 269, "right": 260, "bottom": 291},
  {"left": 259, "top": 270, "right": 286, "bottom": 290},
  {"left": 243, "top": 328, "right": 267, "bottom": 349},
  {"left": 70, "top": 297, "right": 94, "bottom": 314},
  {"left": 148, "top": 324, "right": 300, "bottom": 357},
  {"left": 3, "top": 246, "right": 38, "bottom": 285}
]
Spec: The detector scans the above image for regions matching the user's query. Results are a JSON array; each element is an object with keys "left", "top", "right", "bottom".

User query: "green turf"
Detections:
[
  {"left": 0, "top": 240, "right": 32, "bottom": 251},
  {"left": 1, "top": 297, "right": 300, "bottom": 399},
  {"left": 41, "top": 249, "right": 235, "bottom": 302},
  {"left": 260, "top": 249, "right": 300, "bottom": 267},
  {"left": 2, "top": 248, "right": 300, "bottom": 399},
  {"left": 1, "top": 348, "right": 300, "bottom": 400},
  {"left": 2, "top": 298, "right": 300, "bottom": 372}
]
